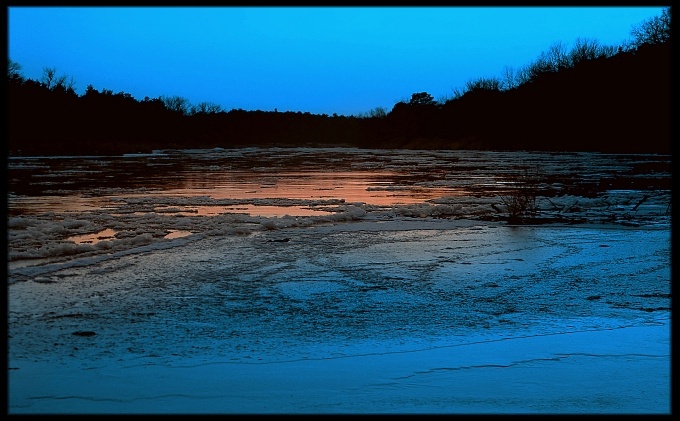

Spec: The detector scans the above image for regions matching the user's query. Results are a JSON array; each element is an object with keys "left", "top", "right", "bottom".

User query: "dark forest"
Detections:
[{"left": 7, "top": 8, "right": 671, "bottom": 156}]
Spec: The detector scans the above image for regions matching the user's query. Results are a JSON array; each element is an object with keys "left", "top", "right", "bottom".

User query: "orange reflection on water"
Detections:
[
  {"left": 150, "top": 205, "right": 336, "bottom": 217},
  {"left": 68, "top": 228, "right": 117, "bottom": 244},
  {"left": 196, "top": 205, "right": 334, "bottom": 217},
  {"left": 67, "top": 228, "right": 194, "bottom": 246},
  {"left": 8, "top": 195, "right": 113, "bottom": 215},
  {"left": 151, "top": 170, "right": 453, "bottom": 206},
  {"left": 164, "top": 230, "right": 193, "bottom": 239},
  {"left": 8, "top": 170, "right": 457, "bottom": 218}
]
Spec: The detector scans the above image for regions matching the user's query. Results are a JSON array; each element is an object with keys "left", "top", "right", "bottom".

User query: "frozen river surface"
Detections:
[{"left": 7, "top": 148, "right": 672, "bottom": 414}]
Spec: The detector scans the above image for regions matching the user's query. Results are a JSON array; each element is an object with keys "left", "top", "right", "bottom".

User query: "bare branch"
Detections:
[{"left": 41, "top": 67, "right": 57, "bottom": 89}]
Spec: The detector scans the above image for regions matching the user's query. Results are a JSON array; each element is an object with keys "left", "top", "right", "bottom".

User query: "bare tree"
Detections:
[
  {"left": 544, "top": 41, "right": 570, "bottom": 71},
  {"left": 568, "top": 38, "right": 601, "bottom": 66},
  {"left": 191, "top": 101, "right": 223, "bottom": 114},
  {"left": 465, "top": 77, "right": 501, "bottom": 92},
  {"left": 527, "top": 53, "right": 553, "bottom": 80},
  {"left": 500, "top": 66, "right": 518, "bottom": 90},
  {"left": 50, "top": 72, "right": 77, "bottom": 94},
  {"left": 66, "top": 76, "right": 77, "bottom": 93},
  {"left": 367, "top": 106, "right": 387, "bottom": 118},
  {"left": 357, "top": 107, "right": 387, "bottom": 118},
  {"left": 630, "top": 7, "right": 671, "bottom": 46},
  {"left": 41, "top": 67, "right": 57, "bottom": 89},
  {"left": 162, "top": 95, "right": 191, "bottom": 115},
  {"left": 8, "top": 58, "right": 23, "bottom": 81},
  {"left": 450, "top": 86, "right": 466, "bottom": 100},
  {"left": 54, "top": 74, "right": 67, "bottom": 86},
  {"left": 516, "top": 63, "right": 536, "bottom": 86}
]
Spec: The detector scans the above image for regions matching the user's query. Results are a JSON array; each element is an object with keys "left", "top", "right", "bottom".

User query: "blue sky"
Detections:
[{"left": 8, "top": 6, "right": 666, "bottom": 116}]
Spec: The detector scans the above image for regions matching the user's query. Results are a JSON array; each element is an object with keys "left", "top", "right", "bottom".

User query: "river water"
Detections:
[
  {"left": 6, "top": 147, "right": 671, "bottom": 267},
  {"left": 7, "top": 147, "right": 671, "bottom": 214},
  {"left": 7, "top": 147, "right": 672, "bottom": 413}
]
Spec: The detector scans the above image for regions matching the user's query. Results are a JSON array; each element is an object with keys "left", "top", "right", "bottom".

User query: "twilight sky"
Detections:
[{"left": 8, "top": 6, "right": 665, "bottom": 116}]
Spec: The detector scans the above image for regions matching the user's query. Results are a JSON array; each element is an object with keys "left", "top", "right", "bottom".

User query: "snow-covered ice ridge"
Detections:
[{"left": 7, "top": 147, "right": 671, "bottom": 275}]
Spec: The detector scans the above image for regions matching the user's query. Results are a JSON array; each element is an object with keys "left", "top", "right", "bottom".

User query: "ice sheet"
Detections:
[
  {"left": 6, "top": 148, "right": 671, "bottom": 267},
  {"left": 8, "top": 218, "right": 671, "bottom": 414},
  {"left": 7, "top": 148, "right": 671, "bottom": 414}
]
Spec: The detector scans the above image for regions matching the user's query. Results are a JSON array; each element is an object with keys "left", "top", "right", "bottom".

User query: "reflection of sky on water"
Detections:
[
  {"left": 114, "top": 205, "right": 336, "bottom": 217},
  {"left": 134, "top": 170, "right": 455, "bottom": 204},
  {"left": 8, "top": 160, "right": 671, "bottom": 414},
  {"left": 67, "top": 228, "right": 193, "bottom": 245},
  {"left": 6, "top": 149, "right": 672, "bottom": 218},
  {"left": 67, "top": 228, "right": 117, "bottom": 244},
  {"left": 6, "top": 148, "right": 672, "bottom": 263},
  {"left": 7, "top": 168, "right": 460, "bottom": 217}
]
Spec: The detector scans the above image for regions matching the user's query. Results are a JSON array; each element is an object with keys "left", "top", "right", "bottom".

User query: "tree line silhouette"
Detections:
[{"left": 7, "top": 8, "right": 671, "bottom": 156}]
